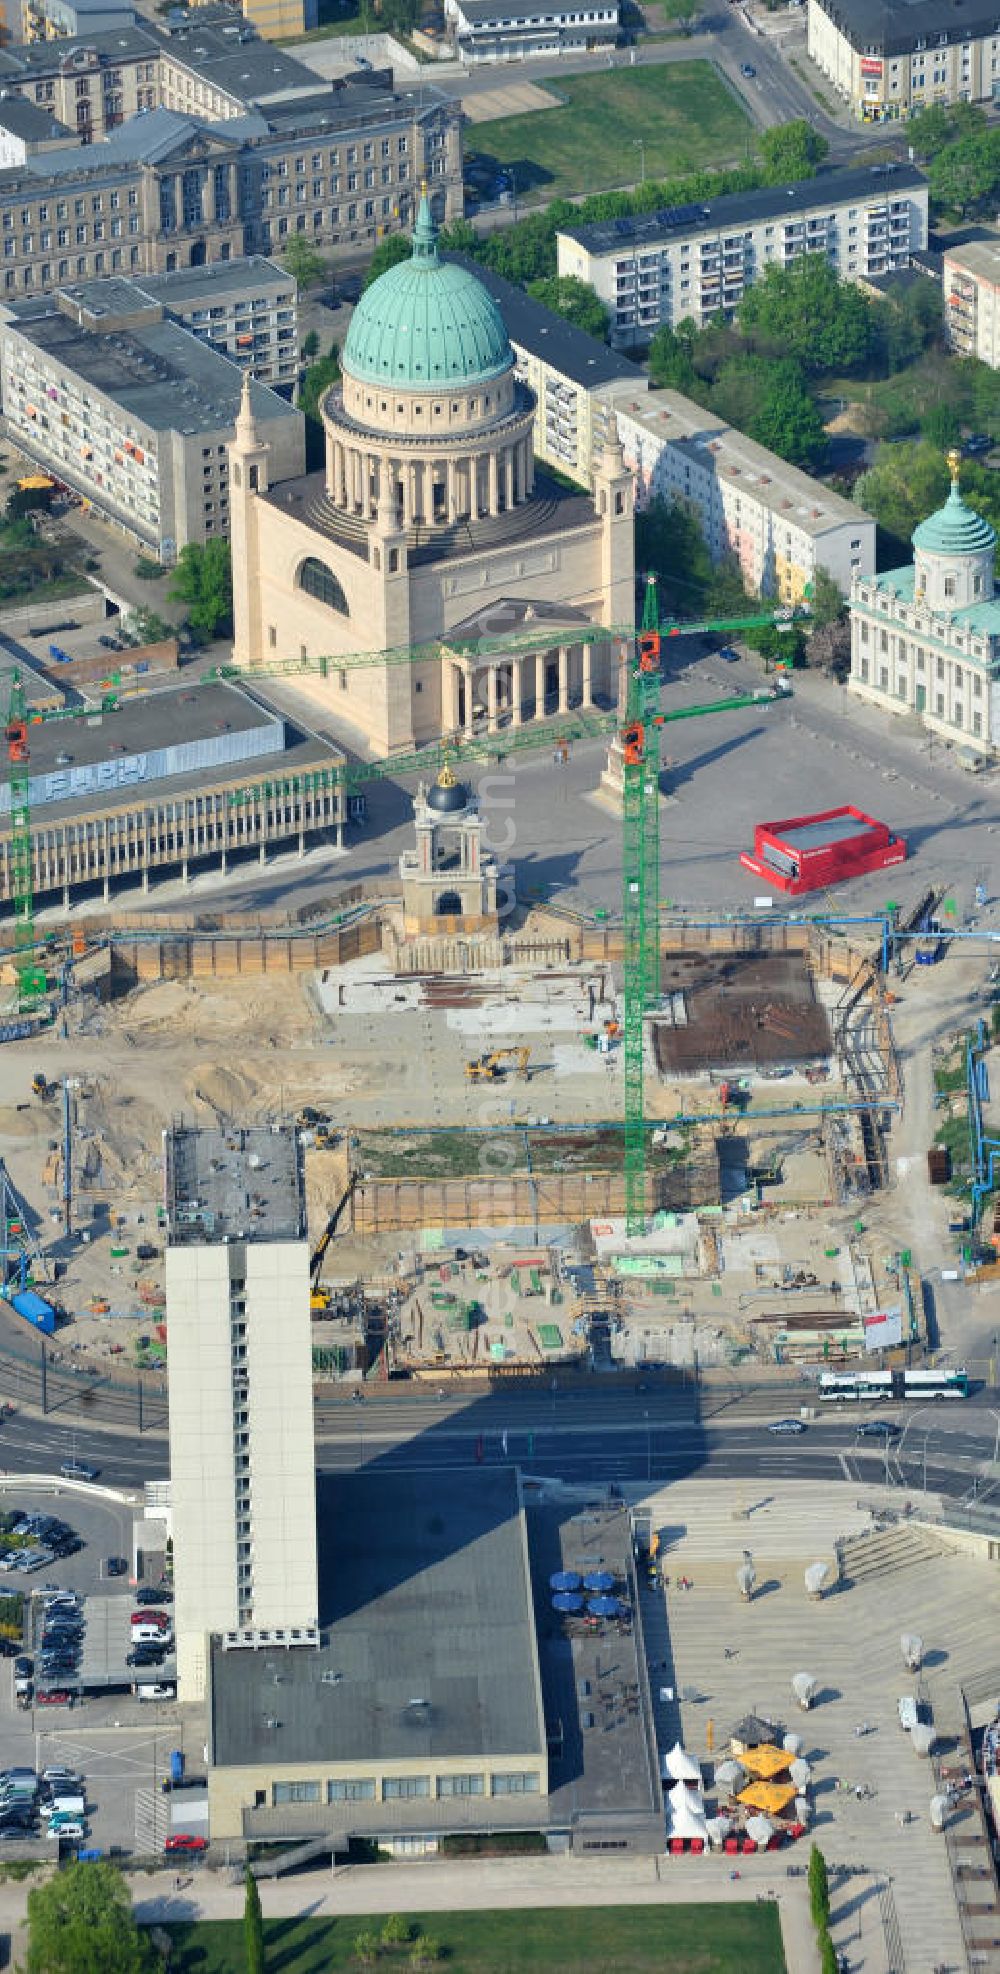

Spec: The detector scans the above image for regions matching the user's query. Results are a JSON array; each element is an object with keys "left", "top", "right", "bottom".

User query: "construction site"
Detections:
[{"left": 0, "top": 577, "right": 991, "bottom": 1400}]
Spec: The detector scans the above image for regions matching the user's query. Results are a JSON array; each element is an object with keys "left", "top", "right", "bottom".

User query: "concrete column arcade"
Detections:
[{"left": 558, "top": 645, "right": 570, "bottom": 714}]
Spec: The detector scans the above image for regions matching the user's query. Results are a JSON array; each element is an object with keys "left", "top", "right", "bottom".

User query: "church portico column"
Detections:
[
  {"left": 488, "top": 450, "right": 499, "bottom": 516},
  {"left": 581, "top": 638, "right": 593, "bottom": 707},
  {"left": 487, "top": 665, "right": 499, "bottom": 734},
  {"left": 558, "top": 645, "right": 569, "bottom": 714},
  {"left": 511, "top": 656, "right": 523, "bottom": 727},
  {"left": 504, "top": 448, "right": 514, "bottom": 510},
  {"left": 463, "top": 662, "right": 475, "bottom": 740},
  {"left": 447, "top": 458, "right": 459, "bottom": 521},
  {"left": 337, "top": 442, "right": 347, "bottom": 507},
  {"left": 534, "top": 650, "right": 546, "bottom": 720}
]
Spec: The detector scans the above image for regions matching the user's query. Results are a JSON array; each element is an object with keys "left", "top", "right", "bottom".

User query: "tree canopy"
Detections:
[
  {"left": 525, "top": 275, "right": 609, "bottom": 340},
  {"left": 713, "top": 353, "right": 827, "bottom": 467},
  {"left": 362, "top": 232, "right": 411, "bottom": 290},
  {"left": 282, "top": 235, "right": 325, "bottom": 289},
  {"left": 738, "top": 255, "right": 871, "bottom": 374},
  {"left": 168, "top": 539, "right": 233, "bottom": 642},
  {"left": 26, "top": 1862, "right": 158, "bottom": 1974},
  {"left": 855, "top": 440, "right": 950, "bottom": 548},
  {"left": 758, "top": 119, "right": 828, "bottom": 179}
]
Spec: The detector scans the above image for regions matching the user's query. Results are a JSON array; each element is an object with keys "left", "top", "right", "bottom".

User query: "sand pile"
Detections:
[{"left": 186, "top": 1062, "right": 261, "bottom": 1119}]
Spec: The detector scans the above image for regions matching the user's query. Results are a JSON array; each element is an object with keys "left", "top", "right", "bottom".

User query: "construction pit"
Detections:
[{"left": 0, "top": 907, "right": 914, "bottom": 1387}]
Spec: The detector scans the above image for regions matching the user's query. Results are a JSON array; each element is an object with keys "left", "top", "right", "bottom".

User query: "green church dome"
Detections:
[
  {"left": 342, "top": 189, "right": 513, "bottom": 392},
  {"left": 913, "top": 457, "right": 996, "bottom": 559}
]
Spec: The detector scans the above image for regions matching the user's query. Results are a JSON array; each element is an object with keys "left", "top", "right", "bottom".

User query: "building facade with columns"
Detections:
[
  {"left": 849, "top": 453, "right": 1000, "bottom": 757},
  {"left": 229, "top": 190, "right": 635, "bottom": 757}
]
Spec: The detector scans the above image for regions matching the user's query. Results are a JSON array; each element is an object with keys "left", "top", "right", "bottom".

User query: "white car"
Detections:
[
  {"left": 46, "top": 1820, "right": 85, "bottom": 1840},
  {"left": 768, "top": 1417, "right": 806, "bottom": 1435}
]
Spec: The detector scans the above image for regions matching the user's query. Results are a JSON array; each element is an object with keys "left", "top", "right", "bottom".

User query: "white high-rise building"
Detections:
[{"left": 165, "top": 1125, "right": 319, "bottom": 1704}]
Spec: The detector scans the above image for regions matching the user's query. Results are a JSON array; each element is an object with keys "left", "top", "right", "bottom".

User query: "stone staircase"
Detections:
[{"left": 835, "top": 1522, "right": 948, "bottom": 1586}]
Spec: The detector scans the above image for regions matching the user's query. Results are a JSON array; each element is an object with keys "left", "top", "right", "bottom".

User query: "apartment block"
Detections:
[
  {"left": 557, "top": 165, "right": 928, "bottom": 348},
  {"left": 73, "top": 254, "right": 300, "bottom": 386},
  {"left": 0, "top": 282, "right": 304, "bottom": 554},
  {"left": 165, "top": 1124, "right": 319, "bottom": 1706},
  {"left": 808, "top": 0, "right": 1000, "bottom": 121},
  {"left": 943, "top": 238, "right": 1000, "bottom": 367},
  {"left": 616, "top": 391, "right": 875, "bottom": 603}
]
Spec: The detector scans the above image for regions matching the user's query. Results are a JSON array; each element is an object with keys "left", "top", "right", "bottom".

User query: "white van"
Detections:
[
  {"left": 42, "top": 1796, "right": 85, "bottom": 1820},
  {"left": 137, "top": 1683, "right": 175, "bottom": 1702},
  {"left": 132, "top": 1624, "right": 173, "bottom": 1646},
  {"left": 897, "top": 1695, "right": 918, "bottom": 1732}
]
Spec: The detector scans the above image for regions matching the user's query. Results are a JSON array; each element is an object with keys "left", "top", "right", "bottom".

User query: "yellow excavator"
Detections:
[
  {"left": 310, "top": 1173, "right": 358, "bottom": 1315},
  {"left": 465, "top": 1048, "right": 531, "bottom": 1083}
]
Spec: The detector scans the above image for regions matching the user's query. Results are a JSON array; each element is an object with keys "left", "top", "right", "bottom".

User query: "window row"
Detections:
[{"left": 272, "top": 1770, "right": 540, "bottom": 1805}]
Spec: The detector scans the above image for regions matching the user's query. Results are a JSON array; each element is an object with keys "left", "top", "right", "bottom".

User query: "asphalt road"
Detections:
[{"left": 2, "top": 1375, "right": 999, "bottom": 1505}]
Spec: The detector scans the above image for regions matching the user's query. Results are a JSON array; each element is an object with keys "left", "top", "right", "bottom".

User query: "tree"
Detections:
[
  {"left": 819, "top": 1934, "right": 839, "bottom": 1974},
  {"left": 921, "top": 402, "right": 960, "bottom": 451},
  {"left": 662, "top": 0, "right": 698, "bottom": 28},
  {"left": 363, "top": 232, "right": 411, "bottom": 290},
  {"left": 648, "top": 321, "right": 699, "bottom": 394},
  {"left": 299, "top": 350, "right": 341, "bottom": 422},
  {"left": 26, "top": 1861, "right": 157, "bottom": 1974},
  {"left": 738, "top": 255, "right": 871, "bottom": 374},
  {"left": 635, "top": 496, "right": 714, "bottom": 618},
  {"left": 409, "top": 1938, "right": 442, "bottom": 1969},
  {"left": 929, "top": 129, "right": 1000, "bottom": 215},
  {"left": 381, "top": 1913, "right": 413, "bottom": 1946},
  {"left": 808, "top": 1841, "right": 831, "bottom": 1931},
  {"left": 712, "top": 354, "right": 826, "bottom": 468},
  {"left": 283, "top": 234, "right": 325, "bottom": 289},
  {"left": 908, "top": 101, "right": 985, "bottom": 159},
  {"left": 526, "top": 275, "right": 609, "bottom": 341},
  {"left": 855, "top": 440, "right": 950, "bottom": 548},
  {"left": 354, "top": 1933, "right": 380, "bottom": 1966},
  {"left": 244, "top": 1868, "right": 265, "bottom": 1974},
  {"left": 808, "top": 565, "right": 846, "bottom": 631},
  {"left": 168, "top": 539, "right": 233, "bottom": 642},
  {"left": 758, "top": 119, "right": 828, "bottom": 180},
  {"left": 301, "top": 328, "right": 320, "bottom": 361}
]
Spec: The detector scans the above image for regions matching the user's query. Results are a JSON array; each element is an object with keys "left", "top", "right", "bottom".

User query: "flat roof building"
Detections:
[
  {"left": 57, "top": 257, "right": 299, "bottom": 389},
  {"left": 0, "top": 677, "right": 346, "bottom": 913},
  {"left": 557, "top": 165, "right": 929, "bottom": 347},
  {"left": 208, "top": 1474, "right": 663, "bottom": 1857},
  {"left": 443, "top": 0, "right": 618, "bottom": 63},
  {"left": 807, "top": 0, "right": 1000, "bottom": 120},
  {"left": 943, "top": 238, "right": 1000, "bottom": 370},
  {"left": 166, "top": 1123, "right": 319, "bottom": 1703},
  {"left": 0, "top": 287, "right": 305, "bottom": 555}
]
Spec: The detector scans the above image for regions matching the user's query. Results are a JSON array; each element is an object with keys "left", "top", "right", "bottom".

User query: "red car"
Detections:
[
  {"left": 131, "top": 1611, "right": 170, "bottom": 1628},
  {"left": 36, "top": 1689, "right": 73, "bottom": 1707},
  {"left": 165, "top": 1834, "right": 207, "bottom": 1854}
]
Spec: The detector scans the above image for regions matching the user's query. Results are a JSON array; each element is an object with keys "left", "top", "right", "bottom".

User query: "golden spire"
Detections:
[
  {"left": 947, "top": 446, "right": 961, "bottom": 489},
  {"left": 435, "top": 752, "right": 457, "bottom": 790}
]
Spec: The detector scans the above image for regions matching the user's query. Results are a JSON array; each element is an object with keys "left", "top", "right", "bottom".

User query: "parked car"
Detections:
[
  {"left": 105, "top": 1556, "right": 128, "bottom": 1577},
  {"left": 165, "top": 1833, "right": 208, "bottom": 1854},
  {"left": 42, "top": 1768, "right": 81, "bottom": 1787},
  {"left": 127, "top": 1648, "right": 165, "bottom": 1668},
  {"left": 135, "top": 1586, "right": 171, "bottom": 1605},
  {"left": 740, "top": 61, "right": 756, "bottom": 77},
  {"left": 36, "top": 1690, "right": 73, "bottom": 1707},
  {"left": 46, "top": 1820, "right": 85, "bottom": 1840},
  {"left": 131, "top": 1610, "right": 170, "bottom": 1628}
]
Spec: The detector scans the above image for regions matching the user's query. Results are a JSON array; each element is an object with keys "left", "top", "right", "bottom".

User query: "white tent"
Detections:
[
  {"left": 794, "top": 1795, "right": 812, "bottom": 1826},
  {"left": 736, "top": 1562, "right": 756, "bottom": 1600},
  {"left": 705, "top": 1815, "right": 731, "bottom": 1850},
  {"left": 714, "top": 1758, "right": 747, "bottom": 1796},
  {"left": 667, "top": 1780, "right": 708, "bottom": 1841},
  {"left": 745, "top": 1813, "right": 774, "bottom": 1847},
  {"left": 792, "top": 1671, "right": 818, "bottom": 1710},
  {"left": 782, "top": 1731, "right": 804, "bottom": 1758},
  {"left": 929, "top": 1793, "right": 948, "bottom": 1831},
  {"left": 663, "top": 1742, "right": 702, "bottom": 1784},
  {"left": 911, "top": 1723, "right": 937, "bottom": 1758},
  {"left": 789, "top": 1757, "right": 812, "bottom": 1790},
  {"left": 901, "top": 1633, "right": 924, "bottom": 1670},
  {"left": 805, "top": 1562, "right": 830, "bottom": 1599}
]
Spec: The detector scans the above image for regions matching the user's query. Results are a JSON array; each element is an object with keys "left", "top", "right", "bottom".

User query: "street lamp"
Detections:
[{"left": 633, "top": 138, "right": 645, "bottom": 187}]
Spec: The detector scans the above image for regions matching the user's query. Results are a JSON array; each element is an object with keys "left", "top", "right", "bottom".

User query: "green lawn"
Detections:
[
  {"left": 165, "top": 1902, "right": 786, "bottom": 1973},
  {"left": 468, "top": 62, "right": 753, "bottom": 202}
]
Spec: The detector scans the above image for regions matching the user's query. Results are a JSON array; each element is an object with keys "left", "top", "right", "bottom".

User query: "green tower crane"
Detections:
[{"left": 5, "top": 672, "right": 45, "bottom": 1008}]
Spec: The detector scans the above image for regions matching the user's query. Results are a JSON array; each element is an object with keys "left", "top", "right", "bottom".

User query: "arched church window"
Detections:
[{"left": 298, "top": 557, "right": 349, "bottom": 614}]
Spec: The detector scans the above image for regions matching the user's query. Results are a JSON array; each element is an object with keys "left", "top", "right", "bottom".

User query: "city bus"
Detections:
[{"left": 818, "top": 1367, "right": 969, "bottom": 1403}]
